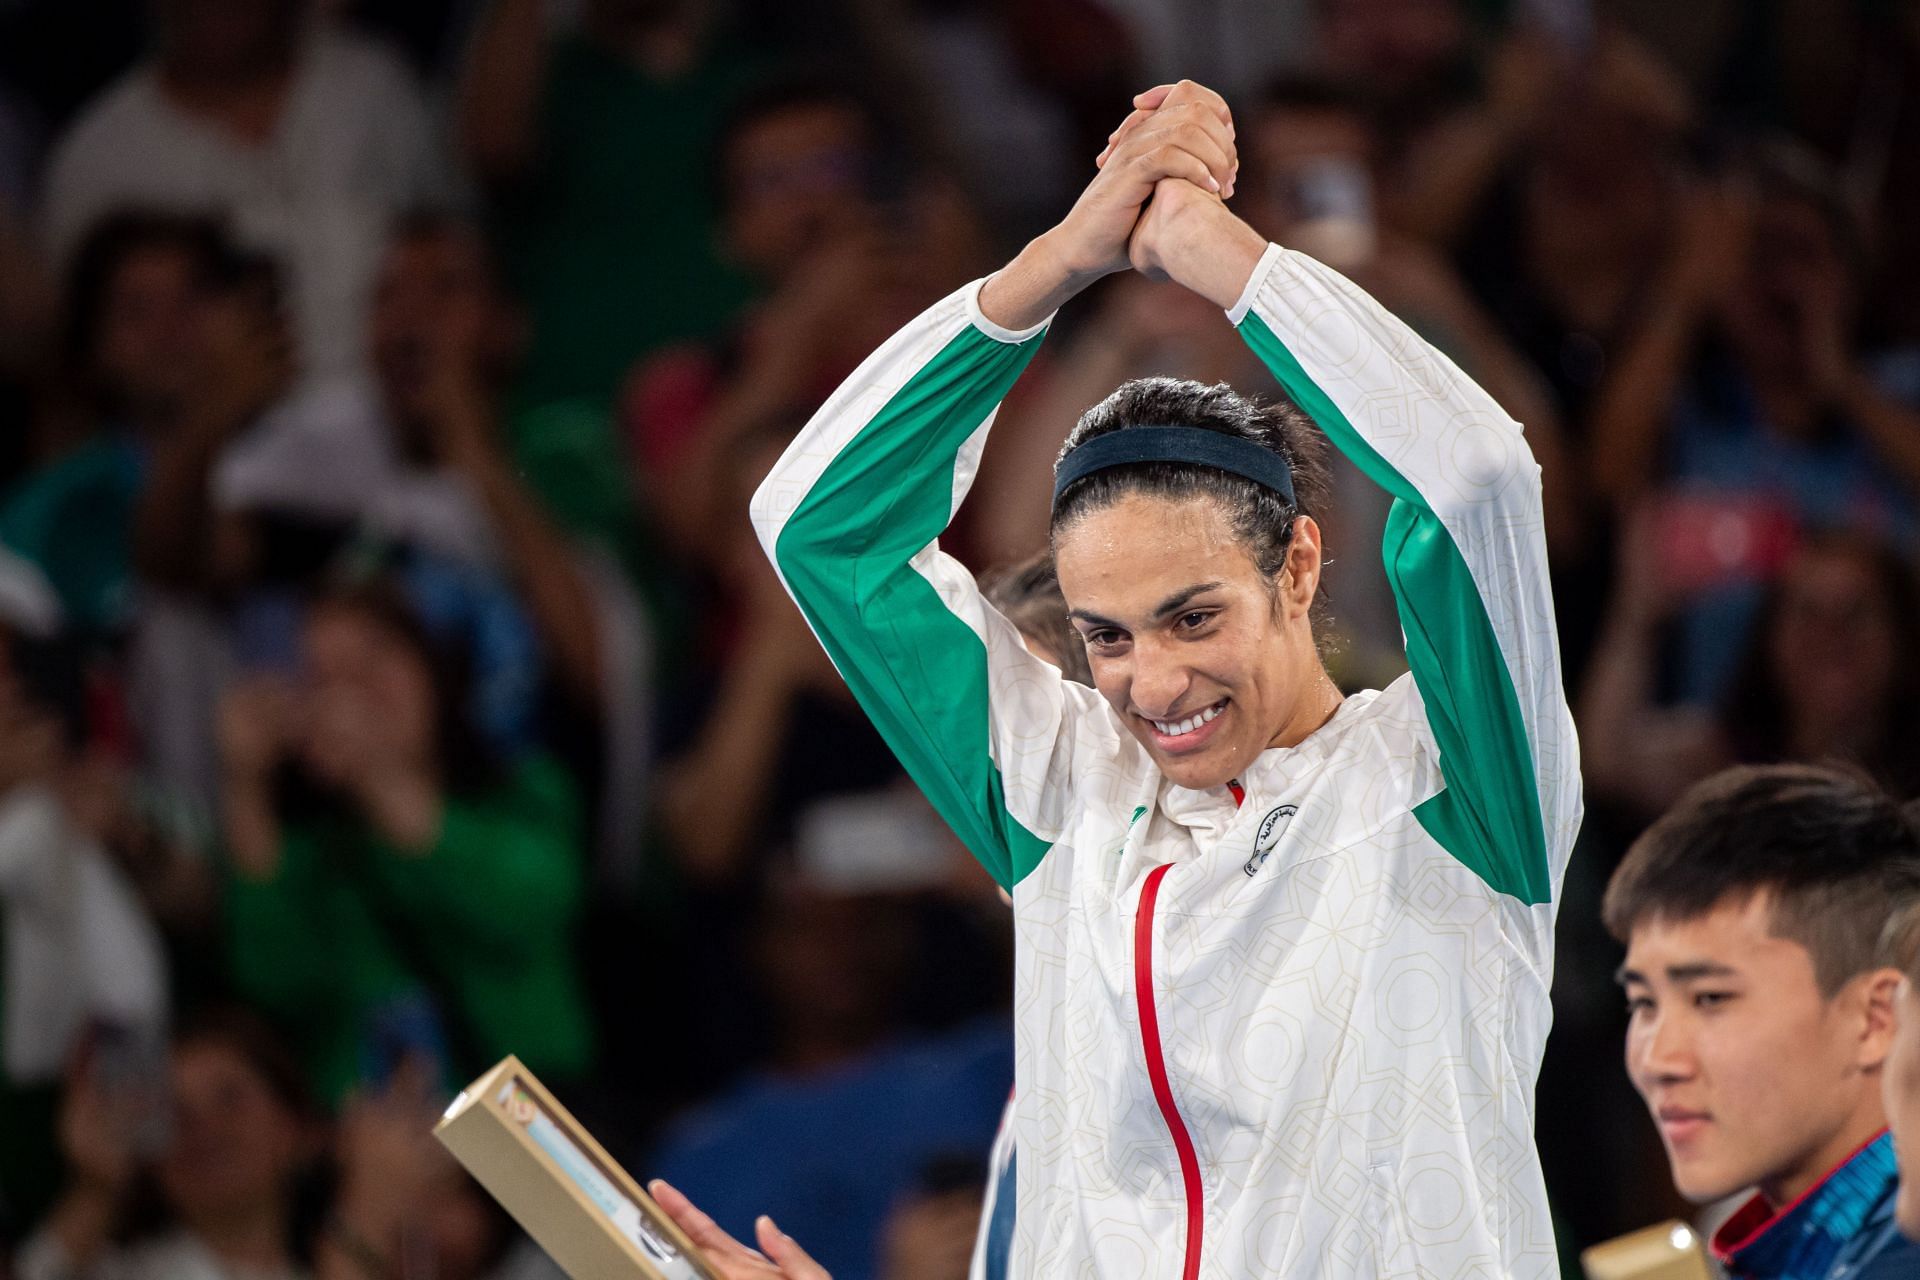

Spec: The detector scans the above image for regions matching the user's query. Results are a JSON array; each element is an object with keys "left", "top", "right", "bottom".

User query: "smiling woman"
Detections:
[
  {"left": 1047, "top": 377, "right": 1337, "bottom": 790},
  {"left": 749, "top": 80, "right": 1581, "bottom": 1279}
]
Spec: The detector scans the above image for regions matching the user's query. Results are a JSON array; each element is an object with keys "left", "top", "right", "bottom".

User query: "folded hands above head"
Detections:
[{"left": 981, "top": 79, "right": 1268, "bottom": 333}]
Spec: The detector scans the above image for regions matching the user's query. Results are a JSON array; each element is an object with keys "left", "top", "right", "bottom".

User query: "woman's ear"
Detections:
[{"left": 1282, "top": 515, "right": 1324, "bottom": 618}]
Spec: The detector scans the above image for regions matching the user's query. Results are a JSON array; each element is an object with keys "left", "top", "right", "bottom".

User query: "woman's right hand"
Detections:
[
  {"left": 647, "top": 1181, "right": 834, "bottom": 1280},
  {"left": 1047, "top": 81, "right": 1237, "bottom": 282}
]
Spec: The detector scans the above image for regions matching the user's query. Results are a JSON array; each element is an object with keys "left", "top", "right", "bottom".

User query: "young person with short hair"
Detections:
[{"left": 1607, "top": 763, "right": 1920, "bottom": 1279}]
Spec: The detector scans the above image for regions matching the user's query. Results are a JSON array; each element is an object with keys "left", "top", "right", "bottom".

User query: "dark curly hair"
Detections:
[{"left": 1048, "top": 376, "right": 1333, "bottom": 589}]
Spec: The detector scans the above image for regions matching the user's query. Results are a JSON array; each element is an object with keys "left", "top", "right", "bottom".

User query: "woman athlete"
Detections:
[{"left": 663, "top": 79, "right": 1580, "bottom": 1279}]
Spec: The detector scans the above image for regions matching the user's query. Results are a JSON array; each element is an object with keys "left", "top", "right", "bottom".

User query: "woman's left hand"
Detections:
[{"left": 647, "top": 1180, "right": 834, "bottom": 1280}]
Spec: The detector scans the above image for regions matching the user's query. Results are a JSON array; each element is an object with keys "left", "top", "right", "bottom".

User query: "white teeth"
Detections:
[{"left": 1152, "top": 703, "right": 1223, "bottom": 737}]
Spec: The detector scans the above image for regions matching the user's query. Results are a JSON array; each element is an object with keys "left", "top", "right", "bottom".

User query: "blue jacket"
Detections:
[{"left": 1713, "top": 1133, "right": 1920, "bottom": 1280}]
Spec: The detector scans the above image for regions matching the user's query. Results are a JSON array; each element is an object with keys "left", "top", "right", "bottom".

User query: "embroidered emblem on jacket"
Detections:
[{"left": 1243, "top": 804, "right": 1298, "bottom": 877}]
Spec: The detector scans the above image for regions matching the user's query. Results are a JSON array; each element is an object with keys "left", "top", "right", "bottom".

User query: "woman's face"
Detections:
[
  {"left": 156, "top": 1040, "right": 308, "bottom": 1227},
  {"left": 1054, "top": 492, "right": 1324, "bottom": 791},
  {"left": 1768, "top": 547, "right": 1897, "bottom": 724},
  {"left": 300, "top": 605, "right": 439, "bottom": 782}
]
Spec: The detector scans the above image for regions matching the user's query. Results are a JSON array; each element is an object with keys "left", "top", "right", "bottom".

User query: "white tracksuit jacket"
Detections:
[{"left": 751, "top": 242, "right": 1582, "bottom": 1278}]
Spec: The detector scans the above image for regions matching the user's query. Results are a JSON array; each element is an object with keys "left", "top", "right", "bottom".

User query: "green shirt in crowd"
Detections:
[
  {"left": 225, "top": 756, "right": 594, "bottom": 1103},
  {"left": 494, "top": 34, "right": 760, "bottom": 411}
]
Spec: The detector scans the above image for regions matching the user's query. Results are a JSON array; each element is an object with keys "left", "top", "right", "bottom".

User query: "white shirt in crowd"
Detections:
[{"left": 38, "top": 27, "right": 455, "bottom": 383}]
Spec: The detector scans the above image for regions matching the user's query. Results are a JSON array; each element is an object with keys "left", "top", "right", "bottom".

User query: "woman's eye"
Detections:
[
  {"left": 1625, "top": 996, "right": 1653, "bottom": 1017},
  {"left": 1694, "top": 991, "right": 1735, "bottom": 1010}
]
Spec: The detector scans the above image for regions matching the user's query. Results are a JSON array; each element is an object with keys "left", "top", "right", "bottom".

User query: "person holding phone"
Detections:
[
  {"left": 18, "top": 1011, "right": 318, "bottom": 1280},
  {"left": 743, "top": 79, "right": 1579, "bottom": 1277},
  {"left": 217, "top": 577, "right": 592, "bottom": 1103}
]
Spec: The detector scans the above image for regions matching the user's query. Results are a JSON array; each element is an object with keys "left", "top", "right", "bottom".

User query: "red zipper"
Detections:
[{"left": 1134, "top": 863, "right": 1203, "bottom": 1280}]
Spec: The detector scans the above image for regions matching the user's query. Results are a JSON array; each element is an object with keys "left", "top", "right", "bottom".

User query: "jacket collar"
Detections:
[{"left": 1712, "top": 1131, "right": 1899, "bottom": 1279}]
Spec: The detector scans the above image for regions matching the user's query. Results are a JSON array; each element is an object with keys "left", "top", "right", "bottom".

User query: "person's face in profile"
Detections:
[
  {"left": 1054, "top": 491, "right": 1324, "bottom": 792},
  {"left": 1620, "top": 893, "right": 1891, "bottom": 1206}
]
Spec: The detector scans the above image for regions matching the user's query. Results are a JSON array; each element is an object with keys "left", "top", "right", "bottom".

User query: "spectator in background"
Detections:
[
  {"left": 17, "top": 1009, "right": 320, "bottom": 1280},
  {"left": 623, "top": 77, "right": 986, "bottom": 564},
  {"left": 357, "top": 213, "right": 634, "bottom": 583},
  {"left": 0, "top": 552, "right": 167, "bottom": 1236},
  {"left": 1453, "top": 39, "right": 1692, "bottom": 427},
  {"left": 318, "top": 1058, "right": 564, "bottom": 1280},
  {"left": 977, "top": 554, "right": 1090, "bottom": 687},
  {"left": 0, "top": 212, "right": 286, "bottom": 638},
  {"left": 38, "top": 0, "right": 454, "bottom": 383},
  {"left": 1439, "top": 32, "right": 1694, "bottom": 686},
  {"left": 875, "top": 1165, "right": 980, "bottom": 1280},
  {"left": 1606, "top": 764, "right": 1920, "bottom": 1279},
  {"left": 1587, "top": 143, "right": 1920, "bottom": 702},
  {"left": 1583, "top": 522, "right": 1920, "bottom": 820},
  {"left": 142, "top": 214, "right": 646, "bottom": 869},
  {"left": 335, "top": 212, "right": 651, "bottom": 880},
  {"left": 217, "top": 213, "right": 622, "bottom": 710},
  {"left": 217, "top": 578, "right": 592, "bottom": 1103},
  {"left": 457, "top": 0, "right": 764, "bottom": 410}
]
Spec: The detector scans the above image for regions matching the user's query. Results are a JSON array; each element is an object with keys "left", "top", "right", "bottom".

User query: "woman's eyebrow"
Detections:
[
  {"left": 1066, "top": 582, "right": 1227, "bottom": 630},
  {"left": 1151, "top": 582, "right": 1226, "bottom": 620}
]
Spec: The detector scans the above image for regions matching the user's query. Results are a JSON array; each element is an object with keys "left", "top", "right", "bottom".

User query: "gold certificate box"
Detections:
[
  {"left": 435, "top": 1057, "right": 719, "bottom": 1280},
  {"left": 1581, "top": 1221, "right": 1715, "bottom": 1280}
]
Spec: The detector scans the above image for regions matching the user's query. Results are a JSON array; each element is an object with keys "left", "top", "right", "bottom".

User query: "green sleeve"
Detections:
[
  {"left": 751, "top": 283, "right": 1109, "bottom": 891},
  {"left": 1233, "top": 245, "right": 1580, "bottom": 904}
]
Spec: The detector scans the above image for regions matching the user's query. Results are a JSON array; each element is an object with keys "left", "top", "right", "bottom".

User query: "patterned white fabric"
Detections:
[{"left": 753, "top": 245, "right": 1582, "bottom": 1277}]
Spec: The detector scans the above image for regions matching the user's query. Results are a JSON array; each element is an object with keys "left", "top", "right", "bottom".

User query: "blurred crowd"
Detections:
[{"left": 0, "top": 0, "right": 1917, "bottom": 1276}]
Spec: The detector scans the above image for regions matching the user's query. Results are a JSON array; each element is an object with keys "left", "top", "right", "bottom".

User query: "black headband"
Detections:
[{"left": 1051, "top": 425, "right": 1297, "bottom": 509}]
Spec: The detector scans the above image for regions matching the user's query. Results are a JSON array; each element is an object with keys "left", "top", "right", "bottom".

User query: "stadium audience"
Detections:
[
  {"left": 1586, "top": 142, "right": 1920, "bottom": 703},
  {"left": 0, "top": 555, "right": 166, "bottom": 1234},
  {"left": 0, "top": 212, "right": 283, "bottom": 638},
  {"left": 38, "top": 0, "right": 452, "bottom": 382},
  {"left": 1584, "top": 524, "right": 1920, "bottom": 820},
  {"left": 621, "top": 76, "right": 986, "bottom": 563}
]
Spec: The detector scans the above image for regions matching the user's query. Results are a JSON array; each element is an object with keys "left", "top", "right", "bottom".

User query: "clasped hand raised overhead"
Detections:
[{"left": 982, "top": 79, "right": 1269, "bottom": 332}]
